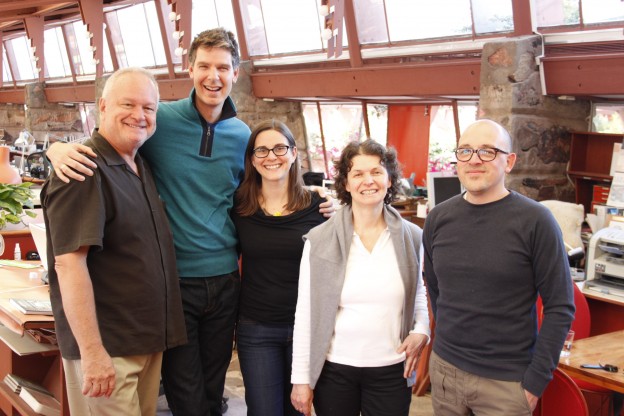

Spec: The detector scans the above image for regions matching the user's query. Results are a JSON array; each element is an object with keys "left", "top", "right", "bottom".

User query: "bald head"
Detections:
[{"left": 460, "top": 119, "right": 512, "bottom": 152}]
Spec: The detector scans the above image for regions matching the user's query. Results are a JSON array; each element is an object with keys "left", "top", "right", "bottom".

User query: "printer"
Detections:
[{"left": 586, "top": 227, "right": 624, "bottom": 297}]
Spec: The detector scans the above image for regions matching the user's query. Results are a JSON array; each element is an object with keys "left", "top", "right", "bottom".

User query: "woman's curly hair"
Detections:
[{"left": 333, "top": 140, "right": 403, "bottom": 206}]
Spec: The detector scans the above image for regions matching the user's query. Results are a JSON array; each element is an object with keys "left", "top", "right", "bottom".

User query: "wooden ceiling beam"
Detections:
[
  {"left": 542, "top": 54, "right": 624, "bottom": 95},
  {"left": 251, "top": 60, "right": 481, "bottom": 99}
]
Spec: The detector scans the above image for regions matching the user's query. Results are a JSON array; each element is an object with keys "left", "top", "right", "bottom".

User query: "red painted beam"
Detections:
[
  {"left": 542, "top": 54, "right": 624, "bottom": 95},
  {"left": 251, "top": 60, "right": 481, "bottom": 98}
]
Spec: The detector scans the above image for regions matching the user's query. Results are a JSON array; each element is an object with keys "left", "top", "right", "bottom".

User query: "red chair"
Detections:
[
  {"left": 537, "top": 283, "right": 613, "bottom": 415},
  {"left": 534, "top": 368, "right": 589, "bottom": 416}
]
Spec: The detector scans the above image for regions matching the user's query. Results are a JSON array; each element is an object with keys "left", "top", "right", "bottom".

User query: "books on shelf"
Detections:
[
  {"left": 9, "top": 298, "right": 53, "bottom": 315},
  {"left": 3, "top": 373, "right": 52, "bottom": 396},
  {"left": 3, "top": 374, "right": 60, "bottom": 416},
  {"left": 19, "top": 386, "right": 61, "bottom": 416}
]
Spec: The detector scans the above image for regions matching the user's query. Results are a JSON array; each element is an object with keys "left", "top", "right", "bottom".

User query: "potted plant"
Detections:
[{"left": 0, "top": 182, "right": 37, "bottom": 230}]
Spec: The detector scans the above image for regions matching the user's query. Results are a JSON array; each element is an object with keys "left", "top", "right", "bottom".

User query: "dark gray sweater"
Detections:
[{"left": 423, "top": 191, "right": 575, "bottom": 397}]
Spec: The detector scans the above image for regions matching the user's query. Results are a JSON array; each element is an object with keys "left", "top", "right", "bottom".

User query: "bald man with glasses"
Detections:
[{"left": 423, "top": 119, "right": 575, "bottom": 415}]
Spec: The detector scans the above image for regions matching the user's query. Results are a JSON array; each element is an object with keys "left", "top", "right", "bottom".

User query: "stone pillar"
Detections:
[
  {"left": 24, "top": 82, "right": 84, "bottom": 144},
  {"left": 0, "top": 104, "right": 26, "bottom": 145},
  {"left": 231, "top": 62, "right": 312, "bottom": 170},
  {"left": 479, "top": 36, "right": 590, "bottom": 202}
]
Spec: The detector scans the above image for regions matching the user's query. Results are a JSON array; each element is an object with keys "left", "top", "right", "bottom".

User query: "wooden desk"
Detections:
[
  {"left": 558, "top": 330, "right": 624, "bottom": 394},
  {"left": 582, "top": 287, "right": 624, "bottom": 335},
  {"left": 0, "top": 263, "right": 53, "bottom": 334},
  {"left": 0, "top": 264, "right": 68, "bottom": 416}
]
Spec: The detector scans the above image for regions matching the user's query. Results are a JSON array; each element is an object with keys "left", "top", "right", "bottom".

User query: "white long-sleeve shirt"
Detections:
[{"left": 291, "top": 229, "right": 430, "bottom": 384}]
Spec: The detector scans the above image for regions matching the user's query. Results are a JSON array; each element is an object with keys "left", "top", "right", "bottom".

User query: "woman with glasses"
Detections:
[
  {"left": 232, "top": 119, "right": 327, "bottom": 416},
  {"left": 290, "top": 140, "right": 430, "bottom": 416}
]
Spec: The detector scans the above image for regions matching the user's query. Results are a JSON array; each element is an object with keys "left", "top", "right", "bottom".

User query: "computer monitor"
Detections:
[{"left": 427, "top": 171, "right": 463, "bottom": 209}]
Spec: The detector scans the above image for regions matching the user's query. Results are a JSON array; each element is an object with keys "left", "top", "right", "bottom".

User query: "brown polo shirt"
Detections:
[{"left": 41, "top": 131, "right": 186, "bottom": 359}]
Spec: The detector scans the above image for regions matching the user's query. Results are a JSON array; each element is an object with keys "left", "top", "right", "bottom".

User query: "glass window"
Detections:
[
  {"left": 240, "top": 0, "right": 268, "bottom": 56},
  {"left": 368, "top": 104, "right": 389, "bottom": 143},
  {"left": 241, "top": 0, "right": 343, "bottom": 56},
  {"left": 534, "top": 0, "right": 580, "bottom": 27},
  {"left": 471, "top": 0, "right": 514, "bottom": 34},
  {"left": 582, "top": 0, "right": 624, "bottom": 24},
  {"left": 79, "top": 103, "right": 97, "bottom": 137},
  {"left": 353, "top": 0, "right": 389, "bottom": 45},
  {"left": 428, "top": 103, "right": 478, "bottom": 172},
  {"left": 385, "top": 0, "right": 472, "bottom": 42},
  {"left": 7, "top": 36, "right": 37, "bottom": 81},
  {"left": 2, "top": 48, "right": 13, "bottom": 83},
  {"left": 592, "top": 104, "right": 624, "bottom": 134},
  {"left": 115, "top": 2, "right": 166, "bottom": 68},
  {"left": 262, "top": 0, "right": 323, "bottom": 54},
  {"left": 71, "top": 21, "right": 96, "bottom": 75},
  {"left": 303, "top": 103, "right": 387, "bottom": 176},
  {"left": 191, "top": 0, "right": 238, "bottom": 40},
  {"left": 44, "top": 27, "right": 72, "bottom": 78}
]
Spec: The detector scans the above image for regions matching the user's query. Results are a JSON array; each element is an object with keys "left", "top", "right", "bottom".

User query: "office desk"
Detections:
[
  {"left": 558, "top": 330, "right": 624, "bottom": 394},
  {"left": 582, "top": 287, "right": 624, "bottom": 335},
  {"left": 0, "top": 263, "right": 68, "bottom": 416},
  {"left": 0, "top": 263, "right": 53, "bottom": 334}
]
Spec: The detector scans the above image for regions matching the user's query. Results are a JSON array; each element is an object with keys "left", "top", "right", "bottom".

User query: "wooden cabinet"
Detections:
[{"left": 567, "top": 131, "right": 624, "bottom": 214}]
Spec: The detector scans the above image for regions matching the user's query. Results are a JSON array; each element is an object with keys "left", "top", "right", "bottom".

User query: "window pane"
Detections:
[
  {"left": 116, "top": 4, "right": 160, "bottom": 67},
  {"left": 72, "top": 21, "right": 96, "bottom": 75},
  {"left": 592, "top": 104, "right": 624, "bottom": 134},
  {"left": 302, "top": 104, "right": 324, "bottom": 173},
  {"left": 368, "top": 104, "right": 388, "bottom": 145},
  {"left": 44, "top": 27, "right": 72, "bottom": 78},
  {"left": 144, "top": 2, "right": 166, "bottom": 66},
  {"left": 9, "top": 36, "right": 37, "bottom": 81},
  {"left": 3, "top": 49, "right": 13, "bottom": 83},
  {"left": 191, "top": 1, "right": 239, "bottom": 50},
  {"left": 534, "top": 0, "right": 580, "bottom": 27},
  {"left": 262, "top": 0, "right": 323, "bottom": 54},
  {"left": 582, "top": 0, "right": 624, "bottom": 24},
  {"left": 385, "top": 0, "right": 472, "bottom": 42},
  {"left": 472, "top": 0, "right": 514, "bottom": 34},
  {"left": 240, "top": 0, "right": 268, "bottom": 56},
  {"left": 353, "top": 0, "right": 388, "bottom": 44},
  {"left": 79, "top": 103, "right": 97, "bottom": 137},
  {"left": 428, "top": 104, "right": 477, "bottom": 172}
]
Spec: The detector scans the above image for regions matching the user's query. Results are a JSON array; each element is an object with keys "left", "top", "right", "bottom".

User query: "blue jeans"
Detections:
[
  {"left": 236, "top": 320, "right": 302, "bottom": 416},
  {"left": 162, "top": 272, "right": 240, "bottom": 416}
]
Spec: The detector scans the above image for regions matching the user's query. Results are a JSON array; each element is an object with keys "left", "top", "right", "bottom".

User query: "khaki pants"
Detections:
[
  {"left": 429, "top": 351, "right": 533, "bottom": 416},
  {"left": 63, "top": 352, "right": 162, "bottom": 416}
]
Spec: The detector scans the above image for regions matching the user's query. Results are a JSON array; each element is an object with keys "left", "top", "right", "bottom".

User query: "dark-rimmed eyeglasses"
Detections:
[
  {"left": 252, "top": 145, "right": 291, "bottom": 158},
  {"left": 455, "top": 147, "right": 509, "bottom": 162}
]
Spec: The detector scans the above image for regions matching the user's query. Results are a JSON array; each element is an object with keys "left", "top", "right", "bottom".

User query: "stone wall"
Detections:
[
  {"left": 479, "top": 35, "right": 590, "bottom": 202},
  {"left": 24, "top": 83, "right": 84, "bottom": 144}
]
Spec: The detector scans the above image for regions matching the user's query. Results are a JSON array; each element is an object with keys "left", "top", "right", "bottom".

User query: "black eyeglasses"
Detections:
[
  {"left": 252, "top": 145, "right": 291, "bottom": 158},
  {"left": 455, "top": 147, "right": 510, "bottom": 162}
]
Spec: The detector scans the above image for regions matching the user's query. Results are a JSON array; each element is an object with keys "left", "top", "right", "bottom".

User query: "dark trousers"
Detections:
[
  {"left": 236, "top": 320, "right": 302, "bottom": 416},
  {"left": 313, "top": 361, "right": 411, "bottom": 416},
  {"left": 161, "top": 272, "right": 240, "bottom": 416}
]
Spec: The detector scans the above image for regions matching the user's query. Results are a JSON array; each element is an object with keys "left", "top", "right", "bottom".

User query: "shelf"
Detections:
[
  {"left": 567, "top": 132, "right": 624, "bottom": 214},
  {"left": 0, "top": 382, "right": 40, "bottom": 416}
]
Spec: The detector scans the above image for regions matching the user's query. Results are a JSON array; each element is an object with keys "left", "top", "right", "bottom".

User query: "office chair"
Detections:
[
  {"left": 534, "top": 368, "right": 589, "bottom": 416},
  {"left": 537, "top": 284, "right": 614, "bottom": 416}
]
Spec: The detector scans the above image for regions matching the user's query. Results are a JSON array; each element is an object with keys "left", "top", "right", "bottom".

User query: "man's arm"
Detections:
[
  {"left": 46, "top": 142, "right": 98, "bottom": 183},
  {"left": 55, "top": 247, "right": 115, "bottom": 398}
]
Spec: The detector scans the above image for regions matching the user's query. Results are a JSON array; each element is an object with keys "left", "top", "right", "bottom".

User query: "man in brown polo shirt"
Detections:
[{"left": 41, "top": 67, "right": 186, "bottom": 415}]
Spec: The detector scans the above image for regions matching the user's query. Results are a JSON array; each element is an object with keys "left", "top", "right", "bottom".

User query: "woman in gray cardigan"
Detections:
[{"left": 290, "top": 140, "right": 431, "bottom": 416}]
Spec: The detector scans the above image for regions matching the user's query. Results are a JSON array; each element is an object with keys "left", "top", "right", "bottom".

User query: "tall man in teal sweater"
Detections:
[{"left": 48, "top": 28, "right": 249, "bottom": 416}]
